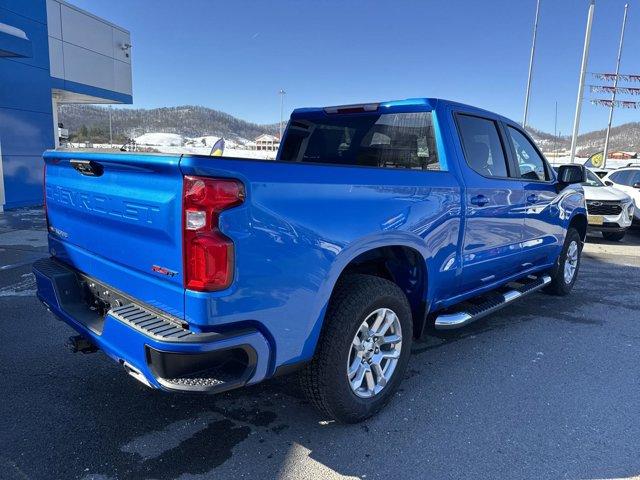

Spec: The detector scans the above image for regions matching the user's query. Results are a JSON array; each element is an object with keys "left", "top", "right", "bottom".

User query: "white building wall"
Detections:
[{"left": 46, "top": 0, "right": 132, "bottom": 98}]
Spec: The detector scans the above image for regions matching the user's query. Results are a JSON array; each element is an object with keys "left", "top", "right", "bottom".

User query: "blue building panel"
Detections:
[
  {"left": 0, "top": 108, "right": 54, "bottom": 156},
  {"left": 0, "top": 7, "right": 49, "bottom": 69},
  {"left": 50, "top": 77, "right": 134, "bottom": 105},
  {"left": 0, "top": 59, "right": 53, "bottom": 113},
  {"left": 1, "top": 155, "right": 45, "bottom": 208},
  {"left": 0, "top": 28, "right": 32, "bottom": 58},
  {"left": 0, "top": 0, "right": 47, "bottom": 24}
]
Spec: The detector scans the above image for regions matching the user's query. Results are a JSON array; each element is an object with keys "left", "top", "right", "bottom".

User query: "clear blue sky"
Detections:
[{"left": 73, "top": 0, "right": 640, "bottom": 135}]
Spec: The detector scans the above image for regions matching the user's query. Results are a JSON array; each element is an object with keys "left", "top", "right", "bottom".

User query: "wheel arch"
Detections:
[
  {"left": 305, "top": 242, "right": 430, "bottom": 360},
  {"left": 569, "top": 212, "right": 588, "bottom": 242}
]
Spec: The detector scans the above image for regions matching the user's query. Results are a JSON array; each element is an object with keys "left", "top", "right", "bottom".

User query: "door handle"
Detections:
[
  {"left": 527, "top": 194, "right": 539, "bottom": 203},
  {"left": 470, "top": 195, "right": 489, "bottom": 207}
]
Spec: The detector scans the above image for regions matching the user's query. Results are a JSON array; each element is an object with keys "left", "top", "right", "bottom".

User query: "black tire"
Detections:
[
  {"left": 299, "top": 274, "right": 413, "bottom": 423},
  {"left": 544, "top": 228, "right": 582, "bottom": 296},
  {"left": 602, "top": 230, "right": 626, "bottom": 242}
]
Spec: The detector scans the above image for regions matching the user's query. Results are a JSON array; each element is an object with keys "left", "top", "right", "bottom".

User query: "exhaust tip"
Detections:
[{"left": 121, "top": 360, "right": 153, "bottom": 389}]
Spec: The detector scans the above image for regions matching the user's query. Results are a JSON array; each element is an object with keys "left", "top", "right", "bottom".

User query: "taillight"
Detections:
[
  {"left": 182, "top": 176, "right": 244, "bottom": 291},
  {"left": 43, "top": 162, "right": 49, "bottom": 230}
]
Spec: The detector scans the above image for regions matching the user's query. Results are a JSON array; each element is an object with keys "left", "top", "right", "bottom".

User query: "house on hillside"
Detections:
[
  {"left": 609, "top": 151, "right": 637, "bottom": 160},
  {"left": 254, "top": 134, "right": 280, "bottom": 151}
]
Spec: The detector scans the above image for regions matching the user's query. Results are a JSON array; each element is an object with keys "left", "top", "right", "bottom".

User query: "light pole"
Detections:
[
  {"left": 523, "top": 0, "right": 541, "bottom": 128},
  {"left": 602, "top": 3, "right": 629, "bottom": 169},
  {"left": 278, "top": 89, "right": 286, "bottom": 140},
  {"left": 109, "top": 106, "right": 113, "bottom": 146},
  {"left": 570, "top": 0, "right": 595, "bottom": 163}
]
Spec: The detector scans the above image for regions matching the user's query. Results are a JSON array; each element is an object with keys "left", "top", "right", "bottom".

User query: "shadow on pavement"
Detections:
[{"left": 585, "top": 225, "right": 640, "bottom": 247}]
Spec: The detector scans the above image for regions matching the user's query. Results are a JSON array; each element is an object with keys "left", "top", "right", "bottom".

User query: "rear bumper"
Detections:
[{"left": 33, "top": 258, "right": 271, "bottom": 393}]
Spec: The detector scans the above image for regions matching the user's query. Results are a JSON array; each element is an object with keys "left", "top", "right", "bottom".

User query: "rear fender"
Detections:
[{"left": 299, "top": 232, "right": 430, "bottom": 361}]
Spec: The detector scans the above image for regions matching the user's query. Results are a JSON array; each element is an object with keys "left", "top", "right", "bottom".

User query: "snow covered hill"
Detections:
[
  {"left": 135, "top": 132, "right": 184, "bottom": 146},
  {"left": 59, "top": 105, "right": 279, "bottom": 143}
]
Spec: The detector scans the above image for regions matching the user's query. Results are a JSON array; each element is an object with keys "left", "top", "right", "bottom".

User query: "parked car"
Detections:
[
  {"left": 588, "top": 168, "right": 613, "bottom": 179},
  {"left": 568, "top": 168, "right": 633, "bottom": 241},
  {"left": 603, "top": 166, "right": 640, "bottom": 224},
  {"left": 34, "top": 98, "right": 587, "bottom": 422}
]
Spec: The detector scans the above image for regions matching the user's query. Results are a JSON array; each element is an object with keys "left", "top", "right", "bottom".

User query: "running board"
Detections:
[{"left": 434, "top": 274, "right": 552, "bottom": 330}]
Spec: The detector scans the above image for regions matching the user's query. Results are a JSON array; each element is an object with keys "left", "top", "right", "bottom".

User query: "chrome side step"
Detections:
[{"left": 434, "top": 274, "right": 552, "bottom": 330}]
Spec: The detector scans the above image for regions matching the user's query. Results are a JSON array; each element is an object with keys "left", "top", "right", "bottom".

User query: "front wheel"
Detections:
[
  {"left": 299, "top": 274, "right": 413, "bottom": 423},
  {"left": 544, "top": 228, "right": 582, "bottom": 296}
]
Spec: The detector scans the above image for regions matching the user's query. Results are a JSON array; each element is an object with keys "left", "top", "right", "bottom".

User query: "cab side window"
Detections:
[
  {"left": 457, "top": 114, "right": 509, "bottom": 178},
  {"left": 507, "top": 126, "right": 549, "bottom": 181}
]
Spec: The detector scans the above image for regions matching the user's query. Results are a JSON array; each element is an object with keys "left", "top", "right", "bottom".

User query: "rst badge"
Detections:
[{"left": 151, "top": 265, "right": 178, "bottom": 277}]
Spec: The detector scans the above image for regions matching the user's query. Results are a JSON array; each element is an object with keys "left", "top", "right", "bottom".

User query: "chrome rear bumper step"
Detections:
[{"left": 434, "top": 274, "right": 552, "bottom": 330}]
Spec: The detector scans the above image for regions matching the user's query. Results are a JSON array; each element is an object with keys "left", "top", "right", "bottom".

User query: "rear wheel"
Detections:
[
  {"left": 602, "top": 230, "right": 626, "bottom": 242},
  {"left": 299, "top": 274, "right": 413, "bottom": 423},
  {"left": 544, "top": 228, "right": 582, "bottom": 296}
]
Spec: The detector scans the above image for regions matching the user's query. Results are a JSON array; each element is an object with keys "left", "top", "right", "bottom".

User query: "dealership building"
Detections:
[{"left": 0, "top": 0, "right": 132, "bottom": 210}]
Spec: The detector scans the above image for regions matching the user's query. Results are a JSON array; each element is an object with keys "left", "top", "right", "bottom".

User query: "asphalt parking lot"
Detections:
[{"left": 0, "top": 208, "right": 638, "bottom": 480}]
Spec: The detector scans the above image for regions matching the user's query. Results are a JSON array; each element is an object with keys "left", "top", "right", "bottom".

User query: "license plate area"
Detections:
[
  {"left": 588, "top": 214, "right": 604, "bottom": 225},
  {"left": 79, "top": 273, "right": 132, "bottom": 318}
]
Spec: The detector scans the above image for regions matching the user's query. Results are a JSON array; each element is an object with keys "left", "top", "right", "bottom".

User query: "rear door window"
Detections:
[
  {"left": 456, "top": 114, "right": 510, "bottom": 178},
  {"left": 279, "top": 112, "right": 442, "bottom": 171}
]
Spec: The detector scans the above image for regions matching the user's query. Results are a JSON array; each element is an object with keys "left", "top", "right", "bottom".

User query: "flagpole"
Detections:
[
  {"left": 553, "top": 100, "right": 558, "bottom": 158},
  {"left": 602, "top": 3, "right": 629, "bottom": 169},
  {"left": 523, "top": 0, "right": 541, "bottom": 128},
  {"left": 570, "top": 0, "right": 595, "bottom": 164},
  {"left": 279, "top": 89, "right": 286, "bottom": 140}
]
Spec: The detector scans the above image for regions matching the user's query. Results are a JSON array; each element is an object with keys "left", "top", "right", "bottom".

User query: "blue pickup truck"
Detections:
[{"left": 34, "top": 98, "right": 587, "bottom": 422}]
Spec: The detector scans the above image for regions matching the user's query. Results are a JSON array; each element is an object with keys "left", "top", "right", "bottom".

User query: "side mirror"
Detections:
[
  {"left": 633, "top": 182, "right": 640, "bottom": 189},
  {"left": 557, "top": 164, "right": 586, "bottom": 185},
  {"left": 605, "top": 180, "right": 614, "bottom": 186}
]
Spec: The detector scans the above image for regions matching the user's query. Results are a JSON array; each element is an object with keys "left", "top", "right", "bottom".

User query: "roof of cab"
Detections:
[{"left": 292, "top": 97, "right": 515, "bottom": 125}]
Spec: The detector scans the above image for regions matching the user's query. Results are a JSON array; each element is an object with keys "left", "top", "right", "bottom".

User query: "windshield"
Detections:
[{"left": 582, "top": 169, "right": 604, "bottom": 187}]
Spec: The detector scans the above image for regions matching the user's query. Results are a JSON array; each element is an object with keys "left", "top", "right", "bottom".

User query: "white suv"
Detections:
[
  {"left": 583, "top": 169, "right": 634, "bottom": 241},
  {"left": 603, "top": 167, "right": 640, "bottom": 226}
]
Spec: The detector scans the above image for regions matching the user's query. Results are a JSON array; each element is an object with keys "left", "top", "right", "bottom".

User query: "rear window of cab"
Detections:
[{"left": 279, "top": 111, "right": 442, "bottom": 171}]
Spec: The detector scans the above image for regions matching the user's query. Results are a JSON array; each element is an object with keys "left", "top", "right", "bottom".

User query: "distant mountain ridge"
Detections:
[
  {"left": 526, "top": 123, "right": 640, "bottom": 155},
  {"left": 59, "top": 104, "right": 638, "bottom": 154},
  {"left": 58, "top": 105, "right": 279, "bottom": 144}
]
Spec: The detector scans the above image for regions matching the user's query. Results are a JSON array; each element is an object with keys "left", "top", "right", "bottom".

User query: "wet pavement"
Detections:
[{"left": 0, "top": 208, "right": 639, "bottom": 480}]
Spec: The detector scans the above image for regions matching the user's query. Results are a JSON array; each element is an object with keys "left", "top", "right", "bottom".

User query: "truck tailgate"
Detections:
[{"left": 43, "top": 151, "right": 185, "bottom": 318}]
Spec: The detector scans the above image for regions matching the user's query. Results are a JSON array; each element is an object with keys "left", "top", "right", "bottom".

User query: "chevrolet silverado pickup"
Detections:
[{"left": 34, "top": 98, "right": 588, "bottom": 422}]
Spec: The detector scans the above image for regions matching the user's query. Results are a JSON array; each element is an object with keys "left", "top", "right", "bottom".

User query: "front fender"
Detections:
[{"left": 557, "top": 183, "right": 587, "bottom": 239}]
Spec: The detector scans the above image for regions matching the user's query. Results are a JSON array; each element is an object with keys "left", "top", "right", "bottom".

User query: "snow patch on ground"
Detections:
[
  {"left": 135, "top": 132, "right": 184, "bottom": 146},
  {"left": 125, "top": 132, "right": 277, "bottom": 160},
  {"left": 0, "top": 273, "right": 36, "bottom": 297}
]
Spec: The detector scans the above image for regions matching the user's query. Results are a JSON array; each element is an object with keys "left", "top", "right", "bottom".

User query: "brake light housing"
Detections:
[
  {"left": 43, "top": 162, "right": 49, "bottom": 230},
  {"left": 182, "top": 176, "right": 244, "bottom": 291}
]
